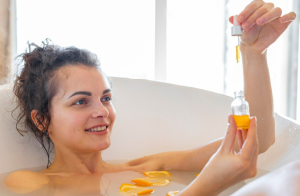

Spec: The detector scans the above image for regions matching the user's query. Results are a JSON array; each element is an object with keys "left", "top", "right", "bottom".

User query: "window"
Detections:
[
  {"left": 16, "top": 0, "right": 300, "bottom": 120},
  {"left": 166, "top": 0, "right": 225, "bottom": 93},
  {"left": 16, "top": 0, "right": 155, "bottom": 79}
]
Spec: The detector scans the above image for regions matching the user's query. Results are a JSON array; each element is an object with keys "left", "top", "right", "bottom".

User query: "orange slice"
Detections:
[
  {"left": 120, "top": 183, "right": 136, "bottom": 192},
  {"left": 120, "top": 183, "right": 153, "bottom": 195},
  {"left": 143, "top": 171, "right": 171, "bottom": 178},
  {"left": 132, "top": 178, "right": 170, "bottom": 187},
  {"left": 167, "top": 191, "right": 180, "bottom": 196},
  {"left": 131, "top": 178, "right": 152, "bottom": 186}
]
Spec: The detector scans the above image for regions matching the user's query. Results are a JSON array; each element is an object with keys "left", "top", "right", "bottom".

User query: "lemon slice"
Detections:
[
  {"left": 166, "top": 190, "right": 180, "bottom": 196},
  {"left": 132, "top": 177, "right": 170, "bottom": 187},
  {"left": 119, "top": 183, "right": 153, "bottom": 195},
  {"left": 143, "top": 171, "right": 171, "bottom": 178}
]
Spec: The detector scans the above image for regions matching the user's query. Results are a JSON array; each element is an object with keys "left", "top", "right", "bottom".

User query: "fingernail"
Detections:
[
  {"left": 250, "top": 116, "right": 257, "bottom": 123},
  {"left": 279, "top": 17, "right": 286, "bottom": 22},
  {"left": 242, "top": 22, "right": 250, "bottom": 30},
  {"left": 257, "top": 18, "right": 264, "bottom": 25}
]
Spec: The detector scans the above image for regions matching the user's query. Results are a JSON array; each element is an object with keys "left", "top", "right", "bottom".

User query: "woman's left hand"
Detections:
[{"left": 229, "top": 0, "right": 296, "bottom": 54}]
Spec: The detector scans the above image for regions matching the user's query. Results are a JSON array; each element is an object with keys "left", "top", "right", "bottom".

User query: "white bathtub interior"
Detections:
[{"left": 1, "top": 77, "right": 300, "bottom": 195}]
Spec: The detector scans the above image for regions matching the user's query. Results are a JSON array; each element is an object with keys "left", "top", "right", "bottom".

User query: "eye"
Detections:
[
  {"left": 102, "top": 96, "right": 112, "bottom": 102},
  {"left": 74, "top": 99, "right": 87, "bottom": 105}
]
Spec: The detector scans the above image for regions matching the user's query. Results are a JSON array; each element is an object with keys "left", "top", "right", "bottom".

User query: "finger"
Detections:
[
  {"left": 244, "top": 138, "right": 259, "bottom": 179},
  {"left": 255, "top": 7, "right": 282, "bottom": 26},
  {"left": 229, "top": 16, "right": 234, "bottom": 24},
  {"left": 221, "top": 115, "right": 237, "bottom": 152},
  {"left": 240, "top": 117, "right": 258, "bottom": 161},
  {"left": 236, "top": 129, "right": 243, "bottom": 150},
  {"left": 249, "top": 139, "right": 259, "bottom": 171},
  {"left": 242, "top": 129, "right": 247, "bottom": 142},
  {"left": 279, "top": 12, "right": 297, "bottom": 23},
  {"left": 241, "top": 3, "right": 275, "bottom": 31},
  {"left": 238, "top": 0, "right": 265, "bottom": 24}
]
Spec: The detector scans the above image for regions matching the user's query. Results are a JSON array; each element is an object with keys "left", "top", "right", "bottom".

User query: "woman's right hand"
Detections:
[{"left": 178, "top": 115, "right": 258, "bottom": 196}]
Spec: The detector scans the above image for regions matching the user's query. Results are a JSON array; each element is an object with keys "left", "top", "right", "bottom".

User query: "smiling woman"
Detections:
[
  {"left": 12, "top": 41, "right": 111, "bottom": 167},
  {"left": 5, "top": 41, "right": 125, "bottom": 194},
  {"left": 45, "top": 65, "right": 116, "bottom": 157}
]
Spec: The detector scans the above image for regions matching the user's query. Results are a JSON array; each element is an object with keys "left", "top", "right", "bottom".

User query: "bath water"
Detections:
[{"left": 0, "top": 160, "right": 267, "bottom": 196}]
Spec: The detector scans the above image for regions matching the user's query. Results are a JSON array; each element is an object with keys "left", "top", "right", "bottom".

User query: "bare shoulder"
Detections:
[{"left": 5, "top": 170, "right": 50, "bottom": 194}]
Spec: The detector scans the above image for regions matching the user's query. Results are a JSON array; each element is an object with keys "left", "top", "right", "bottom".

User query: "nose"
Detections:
[{"left": 91, "top": 102, "right": 109, "bottom": 118}]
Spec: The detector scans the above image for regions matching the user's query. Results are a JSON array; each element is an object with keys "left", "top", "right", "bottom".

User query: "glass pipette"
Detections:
[{"left": 231, "top": 15, "right": 243, "bottom": 63}]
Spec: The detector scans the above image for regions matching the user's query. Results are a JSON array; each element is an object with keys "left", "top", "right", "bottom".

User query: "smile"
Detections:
[{"left": 85, "top": 126, "right": 108, "bottom": 132}]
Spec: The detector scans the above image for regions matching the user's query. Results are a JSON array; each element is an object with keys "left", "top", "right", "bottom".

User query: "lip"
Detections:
[
  {"left": 86, "top": 128, "right": 109, "bottom": 135},
  {"left": 85, "top": 124, "right": 109, "bottom": 130}
]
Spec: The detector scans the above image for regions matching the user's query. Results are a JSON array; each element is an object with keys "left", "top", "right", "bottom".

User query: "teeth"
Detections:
[{"left": 86, "top": 126, "right": 107, "bottom": 132}]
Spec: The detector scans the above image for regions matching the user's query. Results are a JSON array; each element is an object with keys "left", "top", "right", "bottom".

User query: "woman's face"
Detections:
[{"left": 48, "top": 65, "right": 116, "bottom": 153}]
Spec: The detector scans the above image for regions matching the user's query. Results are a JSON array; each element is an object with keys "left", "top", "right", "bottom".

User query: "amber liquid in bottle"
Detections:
[
  {"left": 233, "top": 115, "right": 250, "bottom": 130},
  {"left": 233, "top": 114, "right": 250, "bottom": 141}
]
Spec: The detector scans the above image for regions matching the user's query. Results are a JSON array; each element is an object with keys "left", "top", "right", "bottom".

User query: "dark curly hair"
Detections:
[{"left": 13, "top": 40, "right": 102, "bottom": 167}]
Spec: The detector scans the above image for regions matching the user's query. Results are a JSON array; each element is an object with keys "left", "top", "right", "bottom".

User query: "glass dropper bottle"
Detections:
[{"left": 231, "top": 90, "right": 250, "bottom": 140}]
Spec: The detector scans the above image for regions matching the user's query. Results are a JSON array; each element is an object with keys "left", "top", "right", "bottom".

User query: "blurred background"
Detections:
[{"left": 0, "top": 0, "right": 299, "bottom": 121}]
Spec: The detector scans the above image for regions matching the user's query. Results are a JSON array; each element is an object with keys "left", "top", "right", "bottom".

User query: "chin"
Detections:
[{"left": 96, "top": 139, "right": 111, "bottom": 151}]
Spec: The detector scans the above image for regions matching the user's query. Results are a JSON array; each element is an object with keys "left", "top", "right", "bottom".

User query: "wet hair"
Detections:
[{"left": 13, "top": 40, "right": 102, "bottom": 167}]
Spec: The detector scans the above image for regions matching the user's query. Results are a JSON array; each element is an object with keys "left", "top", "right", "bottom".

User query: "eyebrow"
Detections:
[
  {"left": 103, "top": 89, "right": 111, "bottom": 95},
  {"left": 68, "top": 89, "right": 111, "bottom": 99}
]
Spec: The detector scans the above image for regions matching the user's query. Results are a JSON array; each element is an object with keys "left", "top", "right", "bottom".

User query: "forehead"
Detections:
[{"left": 55, "top": 65, "right": 110, "bottom": 97}]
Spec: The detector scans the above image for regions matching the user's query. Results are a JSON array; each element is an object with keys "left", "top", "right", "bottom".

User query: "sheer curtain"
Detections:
[{"left": 0, "top": 0, "right": 13, "bottom": 84}]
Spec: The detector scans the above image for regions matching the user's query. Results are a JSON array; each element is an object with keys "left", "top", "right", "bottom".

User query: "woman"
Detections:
[{"left": 5, "top": 0, "right": 296, "bottom": 195}]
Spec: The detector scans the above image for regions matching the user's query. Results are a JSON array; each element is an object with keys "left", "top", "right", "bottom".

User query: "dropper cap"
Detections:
[
  {"left": 234, "top": 90, "right": 244, "bottom": 98},
  {"left": 231, "top": 15, "right": 243, "bottom": 36}
]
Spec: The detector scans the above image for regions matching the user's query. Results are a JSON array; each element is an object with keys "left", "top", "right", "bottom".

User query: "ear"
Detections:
[{"left": 30, "top": 110, "right": 47, "bottom": 132}]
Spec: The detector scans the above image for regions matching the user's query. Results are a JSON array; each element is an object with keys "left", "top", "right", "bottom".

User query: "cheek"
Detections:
[
  {"left": 50, "top": 108, "right": 88, "bottom": 136},
  {"left": 66, "top": 111, "right": 87, "bottom": 126}
]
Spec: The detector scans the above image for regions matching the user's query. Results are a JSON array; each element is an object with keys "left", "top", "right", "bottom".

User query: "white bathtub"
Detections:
[{"left": 1, "top": 77, "right": 300, "bottom": 195}]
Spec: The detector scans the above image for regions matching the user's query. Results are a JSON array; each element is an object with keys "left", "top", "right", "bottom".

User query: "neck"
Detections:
[{"left": 44, "top": 148, "right": 111, "bottom": 174}]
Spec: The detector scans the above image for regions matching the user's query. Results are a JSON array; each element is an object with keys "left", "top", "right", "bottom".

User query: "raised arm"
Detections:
[
  {"left": 236, "top": 0, "right": 296, "bottom": 153},
  {"left": 175, "top": 0, "right": 296, "bottom": 168},
  {"left": 127, "top": 0, "right": 296, "bottom": 173}
]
